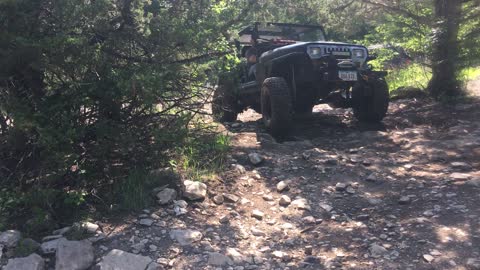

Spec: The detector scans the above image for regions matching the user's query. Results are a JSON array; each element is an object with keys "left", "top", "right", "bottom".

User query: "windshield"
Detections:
[{"left": 239, "top": 23, "right": 327, "bottom": 44}]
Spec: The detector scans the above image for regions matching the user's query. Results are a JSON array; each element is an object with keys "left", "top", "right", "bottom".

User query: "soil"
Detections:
[{"left": 88, "top": 93, "right": 480, "bottom": 270}]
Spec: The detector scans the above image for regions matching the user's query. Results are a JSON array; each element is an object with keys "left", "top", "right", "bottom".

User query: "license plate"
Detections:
[{"left": 338, "top": 71, "right": 357, "bottom": 81}]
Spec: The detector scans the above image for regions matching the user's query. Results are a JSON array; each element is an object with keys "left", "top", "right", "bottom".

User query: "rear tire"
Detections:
[
  {"left": 261, "top": 77, "right": 293, "bottom": 136},
  {"left": 352, "top": 78, "right": 389, "bottom": 122},
  {"left": 212, "top": 78, "right": 238, "bottom": 122}
]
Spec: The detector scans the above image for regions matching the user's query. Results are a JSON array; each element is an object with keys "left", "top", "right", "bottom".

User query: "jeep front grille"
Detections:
[{"left": 324, "top": 47, "right": 351, "bottom": 54}]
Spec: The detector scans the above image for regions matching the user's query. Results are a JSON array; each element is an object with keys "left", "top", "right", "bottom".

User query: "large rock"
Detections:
[
  {"left": 0, "top": 230, "right": 21, "bottom": 248},
  {"left": 55, "top": 239, "right": 94, "bottom": 270},
  {"left": 156, "top": 188, "right": 177, "bottom": 205},
  {"left": 169, "top": 229, "right": 203, "bottom": 246},
  {"left": 4, "top": 253, "right": 45, "bottom": 270},
  {"left": 97, "top": 249, "right": 152, "bottom": 270},
  {"left": 183, "top": 180, "right": 207, "bottom": 200},
  {"left": 40, "top": 237, "right": 66, "bottom": 255}
]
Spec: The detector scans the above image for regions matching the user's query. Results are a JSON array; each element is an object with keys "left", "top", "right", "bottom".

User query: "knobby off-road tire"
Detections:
[
  {"left": 261, "top": 77, "right": 293, "bottom": 136},
  {"left": 212, "top": 79, "right": 238, "bottom": 123},
  {"left": 352, "top": 78, "right": 389, "bottom": 122}
]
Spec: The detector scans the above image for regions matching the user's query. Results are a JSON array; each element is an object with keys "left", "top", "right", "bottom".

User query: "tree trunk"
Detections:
[{"left": 428, "top": 0, "right": 462, "bottom": 98}]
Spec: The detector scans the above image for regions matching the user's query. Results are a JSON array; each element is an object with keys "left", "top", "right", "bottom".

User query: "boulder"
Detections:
[
  {"left": 183, "top": 180, "right": 207, "bottom": 200},
  {"left": 40, "top": 237, "right": 65, "bottom": 255},
  {"left": 0, "top": 230, "right": 21, "bottom": 248},
  {"left": 97, "top": 249, "right": 152, "bottom": 270},
  {"left": 4, "top": 253, "right": 44, "bottom": 270},
  {"left": 55, "top": 239, "right": 94, "bottom": 270},
  {"left": 156, "top": 188, "right": 177, "bottom": 205}
]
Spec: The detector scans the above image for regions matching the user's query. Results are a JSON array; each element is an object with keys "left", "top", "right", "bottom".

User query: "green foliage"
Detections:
[
  {"left": 458, "top": 67, "right": 480, "bottom": 82},
  {"left": 172, "top": 127, "right": 230, "bottom": 182},
  {"left": 387, "top": 64, "right": 432, "bottom": 91},
  {"left": 113, "top": 170, "right": 154, "bottom": 211}
]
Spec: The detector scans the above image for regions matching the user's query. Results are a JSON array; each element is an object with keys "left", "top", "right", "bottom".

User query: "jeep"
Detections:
[{"left": 212, "top": 22, "right": 389, "bottom": 136}]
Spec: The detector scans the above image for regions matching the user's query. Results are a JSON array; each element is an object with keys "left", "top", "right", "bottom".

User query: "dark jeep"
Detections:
[{"left": 213, "top": 22, "right": 389, "bottom": 136}]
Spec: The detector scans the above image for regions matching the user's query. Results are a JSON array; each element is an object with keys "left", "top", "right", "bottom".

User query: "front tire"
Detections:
[
  {"left": 212, "top": 78, "right": 238, "bottom": 122},
  {"left": 352, "top": 78, "right": 389, "bottom": 122},
  {"left": 261, "top": 77, "right": 293, "bottom": 136}
]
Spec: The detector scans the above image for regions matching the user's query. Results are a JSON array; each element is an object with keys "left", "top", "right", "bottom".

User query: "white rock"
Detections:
[
  {"left": 139, "top": 219, "right": 154, "bottom": 227},
  {"left": 279, "top": 195, "right": 291, "bottom": 207},
  {"left": 81, "top": 222, "right": 99, "bottom": 233},
  {"left": 156, "top": 188, "right": 177, "bottom": 205},
  {"left": 262, "top": 194, "right": 274, "bottom": 201},
  {"left": 42, "top": 235, "right": 63, "bottom": 242},
  {"left": 450, "top": 173, "right": 471, "bottom": 181},
  {"left": 272, "top": 250, "right": 285, "bottom": 259},
  {"left": 208, "top": 252, "right": 233, "bottom": 266},
  {"left": 97, "top": 249, "right": 152, "bottom": 270},
  {"left": 291, "top": 198, "right": 311, "bottom": 210},
  {"left": 335, "top": 183, "right": 347, "bottom": 191},
  {"left": 52, "top": 227, "right": 72, "bottom": 236},
  {"left": 40, "top": 237, "right": 66, "bottom": 254},
  {"left": 251, "top": 227, "right": 266, "bottom": 237},
  {"left": 319, "top": 203, "right": 333, "bottom": 212},
  {"left": 174, "top": 205, "right": 187, "bottom": 216},
  {"left": 169, "top": 229, "right": 203, "bottom": 246},
  {"left": 276, "top": 181, "right": 289, "bottom": 192},
  {"left": 232, "top": 164, "right": 246, "bottom": 174},
  {"left": 183, "top": 180, "right": 207, "bottom": 200},
  {"left": 226, "top": 248, "right": 245, "bottom": 264},
  {"left": 251, "top": 209, "right": 264, "bottom": 220},
  {"left": 223, "top": 193, "right": 240, "bottom": 203},
  {"left": 174, "top": 200, "right": 188, "bottom": 208},
  {"left": 0, "top": 230, "right": 21, "bottom": 248},
  {"left": 450, "top": 162, "right": 471, "bottom": 171},
  {"left": 55, "top": 239, "right": 94, "bottom": 270},
  {"left": 423, "top": 254, "right": 434, "bottom": 263},
  {"left": 248, "top": 153, "right": 264, "bottom": 165},
  {"left": 4, "top": 253, "right": 44, "bottom": 270}
]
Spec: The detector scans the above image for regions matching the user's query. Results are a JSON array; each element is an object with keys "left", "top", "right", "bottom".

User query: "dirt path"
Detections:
[
  {"left": 79, "top": 97, "right": 479, "bottom": 270},
  {"left": 6, "top": 97, "right": 478, "bottom": 270},
  {"left": 467, "top": 76, "right": 480, "bottom": 96}
]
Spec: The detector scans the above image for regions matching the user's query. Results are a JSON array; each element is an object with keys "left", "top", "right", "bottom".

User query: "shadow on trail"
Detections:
[{"left": 218, "top": 98, "right": 480, "bottom": 269}]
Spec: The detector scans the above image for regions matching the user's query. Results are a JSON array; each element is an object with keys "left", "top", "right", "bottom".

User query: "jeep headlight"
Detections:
[
  {"left": 353, "top": 49, "right": 365, "bottom": 58},
  {"left": 310, "top": 47, "right": 322, "bottom": 56}
]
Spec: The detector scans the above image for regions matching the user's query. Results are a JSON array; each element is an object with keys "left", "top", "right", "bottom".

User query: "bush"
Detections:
[{"left": 0, "top": 0, "right": 240, "bottom": 235}]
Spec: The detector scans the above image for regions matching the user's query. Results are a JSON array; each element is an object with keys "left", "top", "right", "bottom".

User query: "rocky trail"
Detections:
[{"left": 1, "top": 97, "right": 480, "bottom": 270}]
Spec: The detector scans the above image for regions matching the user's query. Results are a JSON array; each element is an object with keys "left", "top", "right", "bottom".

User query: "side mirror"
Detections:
[{"left": 367, "top": 53, "right": 378, "bottom": 61}]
